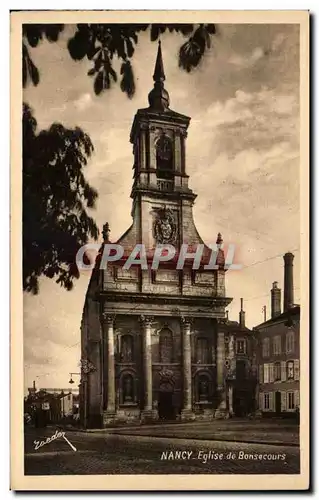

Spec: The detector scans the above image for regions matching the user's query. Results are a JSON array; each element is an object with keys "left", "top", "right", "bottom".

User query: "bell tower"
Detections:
[{"left": 128, "top": 41, "right": 199, "bottom": 251}]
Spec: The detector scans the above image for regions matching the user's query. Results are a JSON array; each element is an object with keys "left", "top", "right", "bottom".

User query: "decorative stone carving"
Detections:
[
  {"left": 102, "top": 312, "right": 116, "bottom": 325},
  {"left": 80, "top": 358, "right": 96, "bottom": 374},
  {"left": 153, "top": 207, "right": 177, "bottom": 244},
  {"left": 140, "top": 315, "right": 154, "bottom": 326},
  {"left": 180, "top": 316, "right": 194, "bottom": 326}
]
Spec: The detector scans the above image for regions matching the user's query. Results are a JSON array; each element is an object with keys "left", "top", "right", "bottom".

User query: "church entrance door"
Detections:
[{"left": 158, "top": 382, "right": 175, "bottom": 420}]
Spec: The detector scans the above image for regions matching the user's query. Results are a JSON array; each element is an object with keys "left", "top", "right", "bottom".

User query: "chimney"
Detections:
[
  {"left": 271, "top": 281, "right": 281, "bottom": 318},
  {"left": 283, "top": 252, "right": 294, "bottom": 311},
  {"left": 239, "top": 298, "right": 245, "bottom": 328}
]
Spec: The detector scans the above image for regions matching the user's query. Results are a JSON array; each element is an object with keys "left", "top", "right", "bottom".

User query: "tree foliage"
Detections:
[
  {"left": 23, "top": 103, "right": 99, "bottom": 294},
  {"left": 23, "top": 23, "right": 216, "bottom": 96},
  {"left": 22, "top": 23, "right": 216, "bottom": 293}
]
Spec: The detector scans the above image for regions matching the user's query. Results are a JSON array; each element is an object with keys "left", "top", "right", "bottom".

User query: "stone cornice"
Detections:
[{"left": 99, "top": 292, "right": 232, "bottom": 308}]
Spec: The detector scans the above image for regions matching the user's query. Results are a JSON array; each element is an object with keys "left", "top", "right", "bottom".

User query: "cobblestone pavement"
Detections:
[{"left": 25, "top": 427, "right": 300, "bottom": 475}]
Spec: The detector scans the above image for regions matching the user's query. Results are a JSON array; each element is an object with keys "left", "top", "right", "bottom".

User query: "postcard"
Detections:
[{"left": 11, "top": 9, "right": 309, "bottom": 491}]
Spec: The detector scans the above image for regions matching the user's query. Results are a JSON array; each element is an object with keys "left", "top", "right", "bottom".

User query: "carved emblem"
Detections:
[
  {"left": 153, "top": 208, "right": 176, "bottom": 244},
  {"left": 80, "top": 358, "right": 96, "bottom": 374},
  {"left": 159, "top": 368, "right": 175, "bottom": 383}
]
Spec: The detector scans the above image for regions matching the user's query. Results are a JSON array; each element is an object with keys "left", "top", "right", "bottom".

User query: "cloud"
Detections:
[
  {"left": 73, "top": 92, "right": 93, "bottom": 111},
  {"left": 228, "top": 46, "right": 265, "bottom": 68}
]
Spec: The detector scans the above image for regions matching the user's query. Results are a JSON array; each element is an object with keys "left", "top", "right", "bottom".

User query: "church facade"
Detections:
[{"left": 80, "top": 43, "right": 257, "bottom": 428}]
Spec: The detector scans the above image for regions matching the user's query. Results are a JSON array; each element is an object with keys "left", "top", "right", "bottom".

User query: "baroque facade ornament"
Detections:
[
  {"left": 102, "top": 312, "right": 116, "bottom": 325},
  {"left": 80, "top": 358, "right": 96, "bottom": 374},
  {"left": 140, "top": 315, "right": 154, "bottom": 326},
  {"left": 153, "top": 207, "right": 177, "bottom": 244}
]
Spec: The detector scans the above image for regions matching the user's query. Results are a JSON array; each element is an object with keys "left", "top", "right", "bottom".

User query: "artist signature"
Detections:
[{"left": 34, "top": 429, "right": 77, "bottom": 452}]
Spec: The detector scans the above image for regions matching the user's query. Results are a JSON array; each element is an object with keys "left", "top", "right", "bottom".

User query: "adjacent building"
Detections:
[
  {"left": 255, "top": 253, "right": 300, "bottom": 417},
  {"left": 219, "top": 300, "right": 257, "bottom": 417}
]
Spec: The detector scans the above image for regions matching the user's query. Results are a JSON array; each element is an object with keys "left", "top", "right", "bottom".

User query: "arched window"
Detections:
[
  {"left": 120, "top": 335, "right": 134, "bottom": 363},
  {"left": 156, "top": 135, "right": 174, "bottom": 179},
  {"left": 121, "top": 373, "right": 135, "bottom": 404},
  {"left": 196, "top": 337, "right": 209, "bottom": 364},
  {"left": 159, "top": 328, "right": 173, "bottom": 363}
]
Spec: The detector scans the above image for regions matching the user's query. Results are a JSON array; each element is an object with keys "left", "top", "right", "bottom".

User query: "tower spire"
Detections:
[
  {"left": 148, "top": 41, "right": 170, "bottom": 111},
  {"left": 153, "top": 40, "right": 165, "bottom": 83}
]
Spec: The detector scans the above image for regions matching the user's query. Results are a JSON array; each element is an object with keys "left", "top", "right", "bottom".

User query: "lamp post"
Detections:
[
  {"left": 69, "top": 372, "right": 81, "bottom": 385},
  {"left": 70, "top": 360, "right": 96, "bottom": 429}
]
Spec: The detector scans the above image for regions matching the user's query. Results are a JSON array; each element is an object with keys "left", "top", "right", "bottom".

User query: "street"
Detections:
[{"left": 24, "top": 425, "right": 300, "bottom": 475}]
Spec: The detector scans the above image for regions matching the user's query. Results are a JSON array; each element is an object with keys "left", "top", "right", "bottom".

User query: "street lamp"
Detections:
[{"left": 69, "top": 372, "right": 81, "bottom": 385}]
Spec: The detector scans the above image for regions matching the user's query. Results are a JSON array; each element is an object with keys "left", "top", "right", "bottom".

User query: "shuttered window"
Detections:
[
  {"left": 286, "top": 330, "right": 295, "bottom": 353},
  {"left": 262, "top": 338, "right": 270, "bottom": 357},
  {"left": 263, "top": 363, "right": 269, "bottom": 383},
  {"left": 274, "top": 362, "right": 281, "bottom": 381},
  {"left": 273, "top": 335, "right": 281, "bottom": 355},
  {"left": 287, "top": 391, "right": 295, "bottom": 410},
  {"left": 281, "top": 361, "right": 287, "bottom": 381}
]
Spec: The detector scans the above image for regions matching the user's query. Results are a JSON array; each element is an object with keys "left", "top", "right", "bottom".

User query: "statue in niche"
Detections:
[{"left": 121, "top": 335, "right": 133, "bottom": 363}]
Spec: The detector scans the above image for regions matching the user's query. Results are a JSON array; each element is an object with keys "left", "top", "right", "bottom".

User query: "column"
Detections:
[
  {"left": 103, "top": 313, "right": 116, "bottom": 417},
  {"left": 181, "top": 317, "right": 194, "bottom": 420},
  {"left": 140, "top": 315, "right": 155, "bottom": 419},
  {"left": 180, "top": 130, "right": 187, "bottom": 175},
  {"left": 216, "top": 328, "right": 227, "bottom": 417}
]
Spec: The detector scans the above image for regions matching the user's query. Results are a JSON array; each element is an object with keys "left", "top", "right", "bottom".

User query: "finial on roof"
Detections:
[
  {"left": 216, "top": 232, "right": 223, "bottom": 245},
  {"left": 148, "top": 41, "right": 170, "bottom": 111},
  {"left": 102, "top": 222, "right": 110, "bottom": 242}
]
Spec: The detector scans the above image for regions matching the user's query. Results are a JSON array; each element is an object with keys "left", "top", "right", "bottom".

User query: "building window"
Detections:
[
  {"left": 156, "top": 135, "right": 174, "bottom": 180},
  {"left": 287, "top": 360, "right": 294, "bottom": 380},
  {"left": 287, "top": 391, "right": 295, "bottom": 410},
  {"left": 273, "top": 336, "right": 281, "bottom": 355},
  {"left": 274, "top": 362, "right": 281, "bottom": 381},
  {"left": 236, "top": 339, "right": 246, "bottom": 354},
  {"left": 121, "top": 335, "right": 134, "bottom": 363},
  {"left": 264, "top": 393, "right": 270, "bottom": 410},
  {"left": 263, "top": 363, "right": 270, "bottom": 383},
  {"left": 262, "top": 338, "right": 270, "bottom": 358},
  {"left": 196, "top": 337, "right": 209, "bottom": 364},
  {"left": 197, "top": 374, "right": 210, "bottom": 402},
  {"left": 121, "top": 374, "right": 135, "bottom": 404},
  {"left": 159, "top": 328, "right": 173, "bottom": 364},
  {"left": 286, "top": 330, "right": 295, "bottom": 353}
]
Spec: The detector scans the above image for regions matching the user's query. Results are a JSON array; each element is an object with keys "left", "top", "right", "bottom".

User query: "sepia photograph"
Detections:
[{"left": 11, "top": 9, "right": 309, "bottom": 491}]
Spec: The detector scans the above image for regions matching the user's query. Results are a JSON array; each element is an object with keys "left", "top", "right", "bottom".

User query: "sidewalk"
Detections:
[{"left": 63, "top": 418, "right": 299, "bottom": 447}]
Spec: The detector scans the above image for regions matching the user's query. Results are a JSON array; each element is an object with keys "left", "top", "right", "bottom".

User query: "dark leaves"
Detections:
[
  {"left": 23, "top": 23, "right": 217, "bottom": 95},
  {"left": 23, "top": 43, "right": 39, "bottom": 86},
  {"left": 94, "top": 71, "right": 104, "bottom": 95},
  {"left": 23, "top": 103, "right": 99, "bottom": 295},
  {"left": 67, "top": 29, "right": 91, "bottom": 60},
  {"left": 120, "top": 60, "right": 135, "bottom": 99},
  {"left": 22, "top": 24, "right": 64, "bottom": 87},
  {"left": 178, "top": 24, "right": 214, "bottom": 72}
]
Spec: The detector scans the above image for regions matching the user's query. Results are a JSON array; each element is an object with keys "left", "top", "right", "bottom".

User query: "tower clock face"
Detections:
[{"left": 157, "top": 136, "right": 172, "bottom": 161}]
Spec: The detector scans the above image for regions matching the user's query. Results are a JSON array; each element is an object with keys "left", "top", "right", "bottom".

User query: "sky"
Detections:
[{"left": 23, "top": 23, "right": 300, "bottom": 392}]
